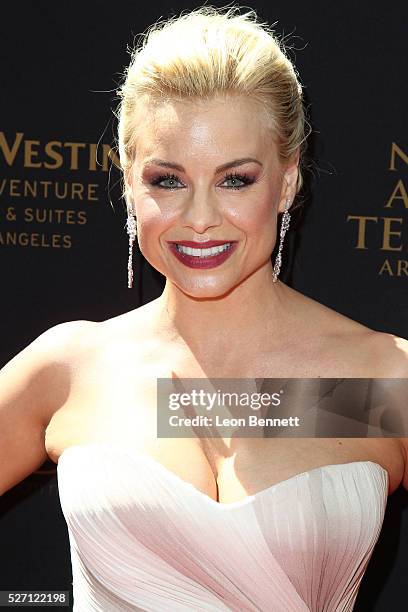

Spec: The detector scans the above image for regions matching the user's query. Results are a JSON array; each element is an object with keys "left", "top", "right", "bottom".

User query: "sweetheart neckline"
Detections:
[{"left": 56, "top": 442, "right": 389, "bottom": 509}]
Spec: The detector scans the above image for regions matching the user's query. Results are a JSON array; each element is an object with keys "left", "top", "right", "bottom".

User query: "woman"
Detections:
[{"left": 1, "top": 5, "right": 407, "bottom": 611}]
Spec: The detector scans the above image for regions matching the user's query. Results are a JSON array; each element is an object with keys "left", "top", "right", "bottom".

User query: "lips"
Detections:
[
  {"left": 167, "top": 240, "right": 238, "bottom": 269},
  {"left": 167, "top": 240, "right": 237, "bottom": 248}
]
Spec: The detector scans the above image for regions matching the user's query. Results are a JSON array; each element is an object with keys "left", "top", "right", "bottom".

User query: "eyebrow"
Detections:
[{"left": 142, "top": 157, "right": 263, "bottom": 174}]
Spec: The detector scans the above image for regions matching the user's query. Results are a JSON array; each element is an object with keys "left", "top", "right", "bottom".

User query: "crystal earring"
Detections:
[
  {"left": 126, "top": 210, "right": 137, "bottom": 289},
  {"left": 272, "top": 198, "right": 291, "bottom": 283}
]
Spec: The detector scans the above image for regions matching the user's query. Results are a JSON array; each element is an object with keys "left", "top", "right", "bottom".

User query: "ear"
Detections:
[{"left": 277, "top": 148, "right": 300, "bottom": 214}]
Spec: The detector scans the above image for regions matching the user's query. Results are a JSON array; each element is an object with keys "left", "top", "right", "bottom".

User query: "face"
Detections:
[{"left": 127, "top": 95, "right": 298, "bottom": 298}]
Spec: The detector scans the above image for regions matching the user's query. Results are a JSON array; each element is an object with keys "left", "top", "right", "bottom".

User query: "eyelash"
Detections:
[{"left": 149, "top": 172, "right": 256, "bottom": 190}]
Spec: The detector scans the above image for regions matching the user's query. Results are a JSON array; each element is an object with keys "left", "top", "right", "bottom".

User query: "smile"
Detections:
[
  {"left": 175, "top": 243, "right": 232, "bottom": 257},
  {"left": 168, "top": 241, "right": 238, "bottom": 269}
]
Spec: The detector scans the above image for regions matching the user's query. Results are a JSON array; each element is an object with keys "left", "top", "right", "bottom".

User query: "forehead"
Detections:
[{"left": 134, "top": 96, "right": 278, "bottom": 165}]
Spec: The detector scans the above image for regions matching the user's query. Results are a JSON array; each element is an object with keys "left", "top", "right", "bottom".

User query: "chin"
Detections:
[{"left": 171, "top": 277, "right": 240, "bottom": 301}]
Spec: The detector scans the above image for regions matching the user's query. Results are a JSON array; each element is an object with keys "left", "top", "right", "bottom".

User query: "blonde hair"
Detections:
[{"left": 115, "top": 4, "right": 311, "bottom": 208}]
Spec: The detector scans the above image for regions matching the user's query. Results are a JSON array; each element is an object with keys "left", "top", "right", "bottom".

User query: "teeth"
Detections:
[{"left": 176, "top": 243, "right": 232, "bottom": 257}]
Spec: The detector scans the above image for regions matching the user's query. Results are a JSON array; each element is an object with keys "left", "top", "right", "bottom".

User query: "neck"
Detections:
[{"left": 151, "top": 262, "right": 295, "bottom": 361}]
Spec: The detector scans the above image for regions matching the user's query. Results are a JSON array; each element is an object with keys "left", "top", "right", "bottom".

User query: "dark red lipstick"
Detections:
[{"left": 166, "top": 240, "right": 238, "bottom": 269}]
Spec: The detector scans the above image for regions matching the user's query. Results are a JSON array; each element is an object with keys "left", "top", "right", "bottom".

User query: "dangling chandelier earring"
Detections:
[
  {"left": 272, "top": 198, "right": 291, "bottom": 283},
  {"left": 126, "top": 209, "right": 137, "bottom": 289}
]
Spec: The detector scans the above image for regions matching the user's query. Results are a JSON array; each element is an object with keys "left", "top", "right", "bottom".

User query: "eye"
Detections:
[
  {"left": 150, "top": 173, "right": 183, "bottom": 190},
  {"left": 221, "top": 172, "right": 256, "bottom": 190},
  {"left": 149, "top": 171, "right": 256, "bottom": 190}
]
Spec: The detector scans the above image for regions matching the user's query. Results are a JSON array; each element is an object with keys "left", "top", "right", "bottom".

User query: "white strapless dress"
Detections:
[{"left": 56, "top": 443, "right": 389, "bottom": 611}]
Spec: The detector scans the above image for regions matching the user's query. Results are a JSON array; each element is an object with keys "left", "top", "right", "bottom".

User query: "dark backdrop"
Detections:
[{"left": 0, "top": 1, "right": 407, "bottom": 610}]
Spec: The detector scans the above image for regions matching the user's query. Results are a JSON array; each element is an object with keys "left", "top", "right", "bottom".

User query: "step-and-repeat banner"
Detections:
[{"left": 1, "top": 2, "right": 407, "bottom": 610}]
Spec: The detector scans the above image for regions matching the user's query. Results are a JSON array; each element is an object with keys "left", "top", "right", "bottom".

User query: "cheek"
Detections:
[
  {"left": 227, "top": 195, "right": 275, "bottom": 234},
  {"left": 134, "top": 198, "right": 171, "bottom": 255},
  {"left": 134, "top": 194, "right": 179, "bottom": 227}
]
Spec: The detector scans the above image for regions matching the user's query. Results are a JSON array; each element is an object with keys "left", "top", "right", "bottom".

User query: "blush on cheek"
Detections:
[
  {"left": 232, "top": 198, "right": 273, "bottom": 233},
  {"left": 134, "top": 211, "right": 171, "bottom": 264}
]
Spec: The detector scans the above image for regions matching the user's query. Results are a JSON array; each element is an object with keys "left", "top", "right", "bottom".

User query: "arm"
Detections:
[
  {"left": 402, "top": 441, "right": 408, "bottom": 491},
  {"left": 0, "top": 320, "right": 92, "bottom": 496},
  {"left": 389, "top": 335, "right": 408, "bottom": 492},
  {"left": 367, "top": 332, "right": 408, "bottom": 491}
]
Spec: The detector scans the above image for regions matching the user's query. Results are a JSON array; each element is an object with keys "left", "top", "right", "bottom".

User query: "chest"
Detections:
[{"left": 45, "top": 340, "right": 400, "bottom": 501}]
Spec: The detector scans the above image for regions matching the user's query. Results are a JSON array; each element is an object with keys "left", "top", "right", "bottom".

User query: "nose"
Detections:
[{"left": 180, "top": 190, "right": 223, "bottom": 233}]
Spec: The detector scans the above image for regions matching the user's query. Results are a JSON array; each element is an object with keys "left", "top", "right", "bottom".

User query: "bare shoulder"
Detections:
[
  {"left": 35, "top": 318, "right": 99, "bottom": 351},
  {"left": 347, "top": 328, "right": 408, "bottom": 378},
  {"left": 360, "top": 331, "right": 408, "bottom": 485},
  {"left": 0, "top": 319, "right": 99, "bottom": 495},
  {"left": 39, "top": 304, "right": 155, "bottom": 375},
  {"left": 365, "top": 331, "right": 408, "bottom": 376},
  {"left": 32, "top": 319, "right": 101, "bottom": 371},
  {"left": 377, "top": 335, "right": 408, "bottom": 487},
  {"left": 37, "top": 314, "right": 143, "bottom": 363},
  {"left": 287, "top": 289, "right": 408, "bottom": 490},
  {"left": 3, "top": 319, "right": 100, "bottom": 421},
  {"left": 285, "top": 284, "right": 408, "bottom": 376},
  {"left": 1, "top": 319, "right": 99, "bottom": 387}
]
